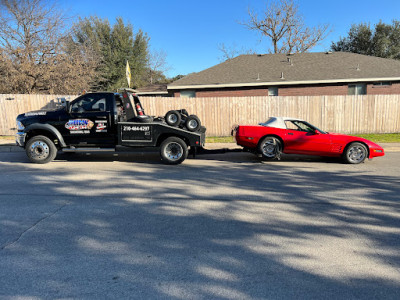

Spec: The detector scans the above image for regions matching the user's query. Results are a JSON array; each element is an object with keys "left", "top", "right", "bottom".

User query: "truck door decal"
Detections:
[
  {"left": 95, "top": 120, "right": 108, "bottom": 132},
  {"left": 65, "top": 119, "right": 94, "bottom": 134}
]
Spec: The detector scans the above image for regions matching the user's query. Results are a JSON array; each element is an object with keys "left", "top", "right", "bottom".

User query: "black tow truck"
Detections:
[{"left": 15, "top": 89, "right": 206, "bottom": 164}]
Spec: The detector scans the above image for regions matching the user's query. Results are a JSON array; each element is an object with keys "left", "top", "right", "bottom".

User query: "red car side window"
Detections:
[{"left": 285, "top": 121, "right": 298, "bottom": 130}]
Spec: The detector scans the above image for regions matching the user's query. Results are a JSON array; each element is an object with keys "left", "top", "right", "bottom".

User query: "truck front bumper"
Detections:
[{"left": 15, "top": 132, "right": 26, "bottom": 147}]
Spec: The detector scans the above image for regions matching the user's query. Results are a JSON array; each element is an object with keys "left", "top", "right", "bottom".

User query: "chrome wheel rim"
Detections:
[
  {"left": 30, "top": 141, "right": 50, "bottom": 160},
  {"left": 348, "top": 145, "right": 366, "bottom": 163},
  {"left": 262, "top": 139, "right": 277, "bottom": 158},
  {"left": 164, "top": 142, "right": 183, "bottom": 161},
  {"left": 187, "top": 119, "right": 198, "bottom": 129},
  {"left": 167, "top": 114, "right": 178, "bottom": 124}
]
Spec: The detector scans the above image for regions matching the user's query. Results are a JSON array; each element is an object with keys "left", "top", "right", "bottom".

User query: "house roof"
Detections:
[
  {"left": 168, "top": 52, "right": 400, "bottom": 90},
  {"left": 136, "top": 84, "right": 168, "bottom": 95}
]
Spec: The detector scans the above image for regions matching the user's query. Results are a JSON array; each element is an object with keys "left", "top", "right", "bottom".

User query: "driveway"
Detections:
[{"left": 0, "top": 151, "right": 399, "bottom": 299}]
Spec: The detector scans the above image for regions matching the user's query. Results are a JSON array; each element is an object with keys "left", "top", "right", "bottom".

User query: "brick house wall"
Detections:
[
  {"left": 278, "top": 83, "right": 348, "bottom": 96},
  {"left": 173, "top": 87, "right": 269, "bottom": 98},
  {"left": 171, "top": 81, "right": 400, "bottom": 97},
  {"left": 367, "top": 82, "right": 400, "bottom": 95}
]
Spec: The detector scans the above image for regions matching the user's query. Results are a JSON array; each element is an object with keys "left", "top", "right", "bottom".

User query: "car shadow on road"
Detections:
[{"left": 198, "top": 152, "right": 345, "bottom": 164}]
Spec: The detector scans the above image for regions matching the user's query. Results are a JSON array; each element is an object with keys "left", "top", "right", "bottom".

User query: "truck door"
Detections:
[{"left": 60, "top": 93, "right": 115, "bottom": 146}]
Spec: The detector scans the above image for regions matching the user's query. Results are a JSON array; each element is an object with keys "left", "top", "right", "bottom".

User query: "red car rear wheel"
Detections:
[{"left": 258, "top": 136, "right": 282, "bottom": 160}]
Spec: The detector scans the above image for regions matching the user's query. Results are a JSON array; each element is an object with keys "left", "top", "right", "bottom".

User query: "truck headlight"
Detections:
[{"left": 17, "top": 121, "right": 25, "bottom": 131}]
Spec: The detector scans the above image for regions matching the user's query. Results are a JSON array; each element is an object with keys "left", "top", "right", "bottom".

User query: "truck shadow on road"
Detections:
[
  {"left": 3, "top": 150, "right": 350, "bottom": 165},
  {"left": 0, "top": 152, "right": 399, "bottom": 299}
]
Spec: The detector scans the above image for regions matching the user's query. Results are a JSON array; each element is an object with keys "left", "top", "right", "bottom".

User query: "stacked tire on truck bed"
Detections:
[{"left": 165, "top": 109, "right": 201, "bottom": 132}]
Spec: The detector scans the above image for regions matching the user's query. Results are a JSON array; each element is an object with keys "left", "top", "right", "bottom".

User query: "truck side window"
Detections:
[
  {"left": 71, "top": 94, "right": 107, "bottom": 113},
  {"left": 91, "top": 98, "right": 106, "bottom": 111},
  {"left": 115, "top": 96, "right": 127, "bottom": 121}
]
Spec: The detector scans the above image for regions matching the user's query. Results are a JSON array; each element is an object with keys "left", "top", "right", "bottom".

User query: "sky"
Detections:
[{"left": 60, "top": 0, "right": 400, "bottom": 78}]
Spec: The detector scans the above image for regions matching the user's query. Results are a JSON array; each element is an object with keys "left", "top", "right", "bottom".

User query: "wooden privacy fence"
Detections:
[
  {"left": 0, "top": 94, "right": 76, "bottom": 136},
  {"left": 1, "top": 94, "right": 399, "bottom": 136}
]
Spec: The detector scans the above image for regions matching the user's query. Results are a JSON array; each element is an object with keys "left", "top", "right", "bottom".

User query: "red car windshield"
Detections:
[{"left": 292, "top": 121, "right": 327, "bottom": 134}]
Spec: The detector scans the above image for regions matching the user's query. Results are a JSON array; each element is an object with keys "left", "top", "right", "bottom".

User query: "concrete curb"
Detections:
[
  {"left": 1, "top": 142, "right": 400, "bottom": 153},
  {"left": 0, "top": 145, "right": 24, "bottom": 152}
]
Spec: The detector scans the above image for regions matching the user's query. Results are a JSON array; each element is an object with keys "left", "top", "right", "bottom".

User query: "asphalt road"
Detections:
[{"left": 0, "top": 151, "right": 399, "bottom": 299}]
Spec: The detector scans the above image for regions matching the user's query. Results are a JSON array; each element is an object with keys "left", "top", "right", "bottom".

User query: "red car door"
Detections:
[{"left": 283, "top": 121, "right": 332, "bottom": 155}]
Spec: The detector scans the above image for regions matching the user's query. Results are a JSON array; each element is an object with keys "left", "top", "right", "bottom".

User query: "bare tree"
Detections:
[
  {"left": 147, "top": 49, "right": 170, "bottom": 84},
  {"left": 242, "top": 0, "right": 330, "bottom": 54},
  {"left": 218, "top": 43, "right": 255, "bottom": 61},
  {"left": 0, "top": 0, "right": 98, "bottom": 94}
]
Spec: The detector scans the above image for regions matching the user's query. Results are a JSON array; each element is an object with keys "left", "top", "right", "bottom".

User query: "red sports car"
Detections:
[{"left": 233, "top": 117, "right": 385, "bottom": 164}]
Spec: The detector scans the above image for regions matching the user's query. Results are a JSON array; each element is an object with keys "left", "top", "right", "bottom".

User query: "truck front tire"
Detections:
[
  {"left": 26, "top": 135, "right": 58, "bottom": 164},
  {"left": 160, "top": 137, "right": 188, "bottom": 165}
]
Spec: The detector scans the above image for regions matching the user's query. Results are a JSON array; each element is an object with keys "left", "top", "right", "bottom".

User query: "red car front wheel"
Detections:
[{"left": 344, "top": 142, "right": 368, "bottom": 164}]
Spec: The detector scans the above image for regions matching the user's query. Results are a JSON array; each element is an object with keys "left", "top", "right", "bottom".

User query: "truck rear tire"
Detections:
[
  {"left": 160, "top": 137, "right": 188, "bottom": 165},
  {"left": 26, "top": 135, "right": 58, "bottom": 164}
]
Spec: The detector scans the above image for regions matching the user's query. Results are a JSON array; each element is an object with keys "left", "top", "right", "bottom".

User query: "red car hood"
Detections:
[{"left": 329, "top": 132, "right": 384, "bottom": 150}]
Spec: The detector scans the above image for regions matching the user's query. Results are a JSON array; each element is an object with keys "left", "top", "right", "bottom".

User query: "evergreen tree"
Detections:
[
  {"left": 70, "top": 16, "right": 150, "bottom": 91},
  {"left": 331, "top": 21, "right": 400, "bottom": 60}
]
